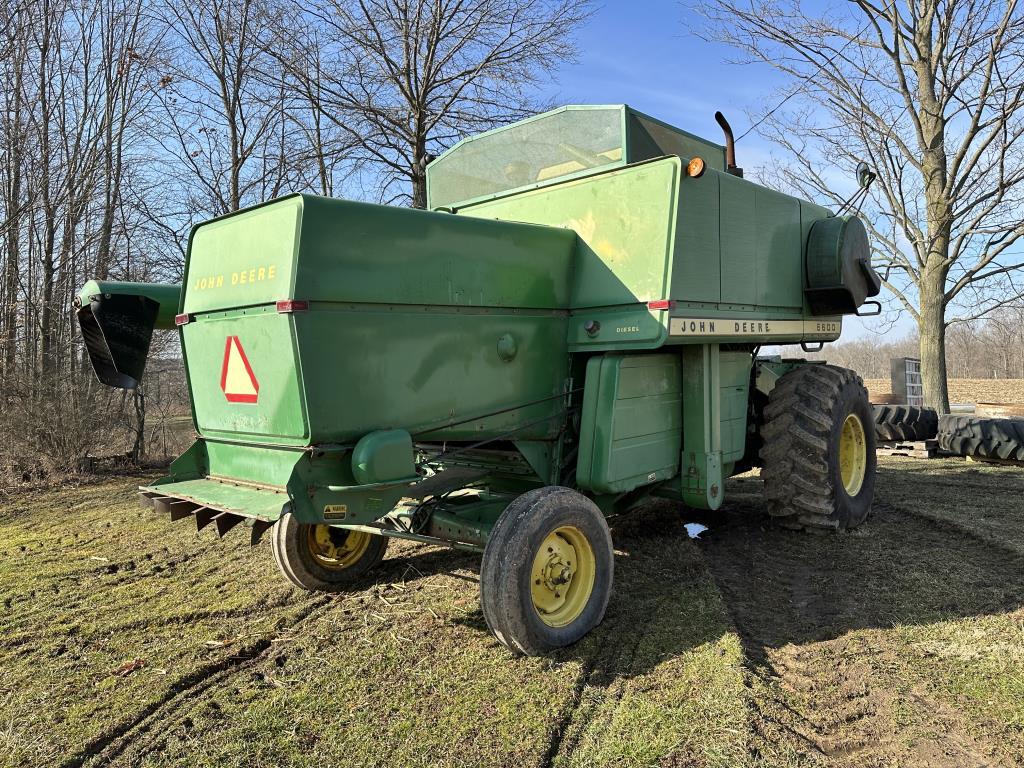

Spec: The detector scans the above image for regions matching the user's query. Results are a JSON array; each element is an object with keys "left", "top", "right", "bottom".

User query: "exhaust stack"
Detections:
[{"left": 714, "top": 111, "right": 743, "bottom": 178}]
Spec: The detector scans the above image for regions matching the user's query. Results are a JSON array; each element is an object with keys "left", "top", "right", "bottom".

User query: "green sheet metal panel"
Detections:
[
  {"left": 673, "top": 170, "right": 722, "bottom": 303},
  {"left": 718, "top": 174, "right": 805, "bottom": 309},
  {"left": 576, "top": 353, "right": 682, "bottom": 494},
  {"left": 755, "top": 186, "right": 803, "bottom": 309},
  {"left": 458, "top": 157, "right": 681, "bottom": 310},
  {"left": 183, "top": 197, "right": 302, "bottom": 315},
  {"left": 179, "top": 194, "right": 577, "bottom": 448},
  {"left": 294, "top": 307, "right": 570, "bottom": 443},
  {"left": 293, "top": 195, "right": 575, "bottom": 309},
  {"left": 184, "top": 194, "right": 576, "bottom": 313},
  {"left": 182, "top": 309, "right": 307, "bottom": 445},
  {"left": 719, "top": 350, "right": 752, "bottom": 463},
  {"left": 719, "top": 175, "right": 758, "bottom": 305}
]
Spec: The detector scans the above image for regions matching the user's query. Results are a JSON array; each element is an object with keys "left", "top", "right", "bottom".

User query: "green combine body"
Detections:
[{"left": 75, "top": 105, "right": 881, "bottom": 654}]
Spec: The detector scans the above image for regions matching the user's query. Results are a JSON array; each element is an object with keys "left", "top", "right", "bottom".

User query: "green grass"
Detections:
[{"left": 1, "top": 458, "right": 1022, "bottom": 767}]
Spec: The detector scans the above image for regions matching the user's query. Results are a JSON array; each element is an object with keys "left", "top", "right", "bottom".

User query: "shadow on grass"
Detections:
[
  {"left": 700, "top": 462, "right": 1024, "bottom": 662},
  {"left": 380, "top": 497, "right": 733, "bottom": 681},
  {"left": 361, "top": 461, "right": 1024, "bottom": 681}
]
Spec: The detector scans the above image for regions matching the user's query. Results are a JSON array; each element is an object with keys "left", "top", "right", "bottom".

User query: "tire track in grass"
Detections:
[
  {"left": 704, "top": 478, "right": 1024, "bottom": 767},
  {"left": 540, "top": 609, "right": 650, "bottom": 767},
  {"left": 57, "top": 594, "right": 333, "bottom": 768}
]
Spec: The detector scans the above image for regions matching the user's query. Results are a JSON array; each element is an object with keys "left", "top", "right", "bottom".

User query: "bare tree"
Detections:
[
  {"left": 154, "top": 0, "right": 306, "bottom": 219},
  {"left": 697, "top": 0, "right": 1024, "bottom": 411},
  {"left": 279, "top": 0, "right": 593, "bottom": 207}
]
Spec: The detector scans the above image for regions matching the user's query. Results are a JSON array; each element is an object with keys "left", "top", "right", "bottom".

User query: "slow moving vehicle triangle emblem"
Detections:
[{"left": 220, "top": 335, "right": 259, "bottom": 403}]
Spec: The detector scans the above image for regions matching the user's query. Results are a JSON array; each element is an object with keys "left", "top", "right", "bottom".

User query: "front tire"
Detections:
[
  {"left": 271, "top": 514, "right": 389, "bottom": 591},
  {"left": 480, "top": 487, "right": 614, "bottom": 656},
  {"left": 759, "top": 364, "right": 876, "bottom": 531}
]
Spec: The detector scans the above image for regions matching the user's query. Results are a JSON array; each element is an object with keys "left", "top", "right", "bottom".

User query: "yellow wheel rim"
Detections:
[
  {"left": 306, "top": 525, "right": 372, "bottom": 570},
  {"left": 530, "top": 526, "right": 596, "bottom": 628},
  {"left": 839, "top": 413, "right": 867, "bottom": 496}
]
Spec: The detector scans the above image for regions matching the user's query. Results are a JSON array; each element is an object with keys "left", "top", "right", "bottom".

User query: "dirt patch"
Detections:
[
  {"left": 2, "top": 461, "right": 1023, "bottom": 767},
  {"left": 703, "top": 470, "right": 1024, "bottom": 767}
]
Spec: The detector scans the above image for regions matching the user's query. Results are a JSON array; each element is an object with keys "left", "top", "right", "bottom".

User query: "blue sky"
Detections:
[{"left": 541, "top": 0, "right": 917, "bottom": 341}]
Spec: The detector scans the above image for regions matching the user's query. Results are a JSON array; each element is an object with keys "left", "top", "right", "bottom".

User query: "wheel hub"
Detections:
[
  {"left": 307, "top": 525, "right": 371, "bottom": 570},
  {"left": 530, "top": 526, "right": 597, "bottom": 628},
  {"left": 839, "top": 413, "right": 867, "bottom": 496}
]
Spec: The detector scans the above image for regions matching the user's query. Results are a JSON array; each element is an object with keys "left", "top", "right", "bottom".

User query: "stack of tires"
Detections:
[
  {"left": 938, "top": 415, "right": 1024, "bottom": 461},
  {"left": 872, "top": 405, "right": 939, "bottom": 442}
]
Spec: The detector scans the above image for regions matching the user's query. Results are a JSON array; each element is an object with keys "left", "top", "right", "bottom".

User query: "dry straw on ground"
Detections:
[{"left": 863, "top": 378, "right": 1024, "bottom": 404}]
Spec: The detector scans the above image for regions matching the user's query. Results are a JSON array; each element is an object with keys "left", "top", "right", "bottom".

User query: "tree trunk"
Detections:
[
  {"left": 131, "top": 384, "right": 145, "bottom": 462},
  {"left": 919, "top": 271, "right": 950, "bottom": 413},
  {"left": 913, "top": 13, "right": 953, "bottom": 415}
]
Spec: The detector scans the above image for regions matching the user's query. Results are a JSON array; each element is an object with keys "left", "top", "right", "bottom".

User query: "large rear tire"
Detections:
[
  {"left": 480, "top": 486, "right": 613, "bottom": 656},
  {"left": 759, "top": 364, "right": 876, "bottom": 531},
  {"left": 938, "top": 415, "right": 1024, "bottom": 461},
  {"left": 872, "top": 404, "right": 938, "bottom": 441},
  {"left": 271, "top": 514, "right": 389, "bottom": 591}
]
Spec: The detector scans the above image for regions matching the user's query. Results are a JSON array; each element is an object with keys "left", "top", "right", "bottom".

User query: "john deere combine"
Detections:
[{"left": 75, "top": 105, "right": 880, "bottom": 655}]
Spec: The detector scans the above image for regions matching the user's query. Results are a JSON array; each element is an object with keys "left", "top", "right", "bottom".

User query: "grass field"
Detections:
[{"left": 2, "top": 457, "right": 1023, "bottom": 768}]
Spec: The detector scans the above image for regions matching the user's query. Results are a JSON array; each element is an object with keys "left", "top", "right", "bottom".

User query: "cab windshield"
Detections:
[{"left": 427, "top": 108, "right": 623, "bottom": 209}]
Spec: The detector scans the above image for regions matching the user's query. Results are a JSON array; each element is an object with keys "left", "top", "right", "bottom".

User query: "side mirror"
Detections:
[{"left": 856, "top": 161, "right": 876, "bottom": 189}]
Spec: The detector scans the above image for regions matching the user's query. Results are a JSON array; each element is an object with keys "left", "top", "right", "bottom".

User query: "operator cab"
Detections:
[{"left": 426, "top": 105, "right": 727, "bottom": 211}]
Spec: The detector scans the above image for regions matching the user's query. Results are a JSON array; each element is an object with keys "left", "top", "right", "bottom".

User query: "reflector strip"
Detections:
[
  {"left": 647, "top": 300, "right": 673, "bottom": 310},
  {"left": 175, "top": 313, "right": 191, "bottom": 326},
  {"left": 276, "top": 300, "right": 308, "bottom": 313}
]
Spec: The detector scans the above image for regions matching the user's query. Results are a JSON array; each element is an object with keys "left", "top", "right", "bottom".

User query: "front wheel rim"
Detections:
[
  {"left": 530, "top": 526, "right": 596, "bottom": 628},
  {"left": 839, "top": 413, "right": 867, "bottom": 496},
  {"left": 306, "top": 525, "right": 371, "bottom": 569}
]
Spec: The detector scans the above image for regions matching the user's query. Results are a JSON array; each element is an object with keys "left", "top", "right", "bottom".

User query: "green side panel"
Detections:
[
  {"left": 718, "top": 174, "right": 803, "bottom": 309},
  {"left": 719, "top": 351, "right": 752, "bottom": 462},
  {"left": 673, "top": 171, "right": 721, "bottom": 303},
  {"left": 459, "top": 158, "right": 681, "bottom": 309},
  {"left": 203, "top": 439, "right": 303, "bottom": 487},
  {"left": 577, "top": 353, "right": 682, "bottom": 495},
  {"left": 719, "top": 176, "right": 757, "bottom": 305},
  {"left": 182, "top": 310, "right": 308, "bottom": 444},
  {"left": 294, "top": 196, "right": 575, "bottom": 309},
  {"left": 754, "top": 186, "right": 803, "bottom": 309},
  {"left": 184, "top": 197, "right": 302, "bottom": 314},
  {"left": 184, "top": 194, "right": 575, "bottom": 313},
  {"left": 295, "top": 308, "right": 569, "bottom": 443}
]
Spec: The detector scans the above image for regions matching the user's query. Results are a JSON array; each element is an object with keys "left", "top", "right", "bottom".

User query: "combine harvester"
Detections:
[{"left": 75, "top": 106, "right": 881, "bottom": 655}]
